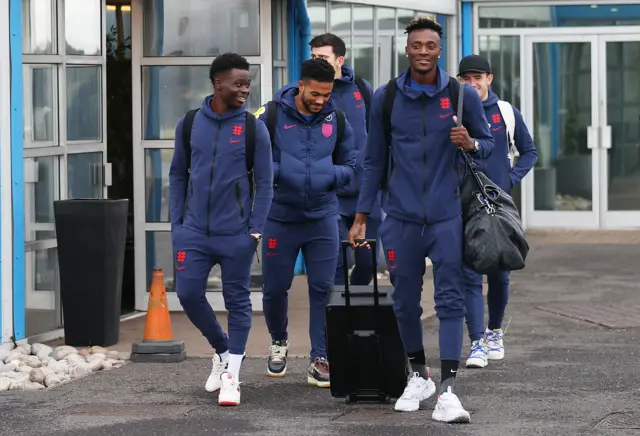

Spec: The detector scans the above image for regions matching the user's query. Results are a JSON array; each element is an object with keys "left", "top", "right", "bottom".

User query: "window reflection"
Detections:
[
  {"left": 308, "top": 0, "right": 327, "bottom": 35},
  {"left": 65, "top": 0, "right": 102, "bottom": 55},
  {"left": 478, "top": 5, "right": 640, "bottom": 28},
  {"left": 352, "top": 5, "right": 373, "bottom": 84},
  {"left": 142, "top": 0, "right": 261, "bottom": 57},
  {"left": 330, "top": 2, "right": 351, "bottom": 64},
  {"left": 22, "top": 0, "right": 54, "bottom": 54}
]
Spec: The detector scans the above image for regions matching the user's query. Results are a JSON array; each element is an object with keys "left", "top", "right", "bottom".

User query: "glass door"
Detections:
[
  {"left": 523, "top": 34, "right": 601, "bottom": 228},
  {"left": 598, "top": 35, "right": 640, "bottom": 228}
]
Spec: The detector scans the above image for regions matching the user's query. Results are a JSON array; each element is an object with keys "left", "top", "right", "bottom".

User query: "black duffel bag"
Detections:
[{"left": 454, "top": 84, "right": 529, "bottom": 274}]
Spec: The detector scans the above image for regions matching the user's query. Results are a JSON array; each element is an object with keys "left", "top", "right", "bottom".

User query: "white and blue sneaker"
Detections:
[
  {"left": 465, "top": 338, "right": 488, "bottom": 368},
  {"left": 486, "top": 329, "right": 505, "bottom": 360}
]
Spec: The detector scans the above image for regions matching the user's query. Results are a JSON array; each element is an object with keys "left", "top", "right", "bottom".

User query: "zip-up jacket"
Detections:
[
  {"left": 479, "top": 91, "right": 538, "bottom": 193},
  {"left": 257, "top": 84, "right": 356, "bottom": 222},
  {"left": 331, "top": 65, "right": 381, "bottom": 220},
  {"left": 169, "top": 95, "right": 274, "bottom": 236},
  {"left": 357, "top": 67, "right": 495, "bottom": 225}
]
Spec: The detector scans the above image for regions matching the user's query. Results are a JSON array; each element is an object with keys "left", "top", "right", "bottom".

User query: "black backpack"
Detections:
[
  {"left": 380, "top": 76, "right": 461, "bottom": 190},
  {"left": 181, "top": 109, "right": 256, "bottom": 197},
  {"left": 263, "top": 101, "right": 347, "bottom": 164},
  {"left": 353, "top": 75, "right": 372, "bottom": 132}
]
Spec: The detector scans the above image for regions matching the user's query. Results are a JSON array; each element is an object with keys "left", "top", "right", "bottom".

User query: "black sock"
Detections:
[
  {"left": 440, "top": 360, "right": 459, "bottom": 384},
  {"left": 407, "top": 349, "right": 430, "bottom": 380}
]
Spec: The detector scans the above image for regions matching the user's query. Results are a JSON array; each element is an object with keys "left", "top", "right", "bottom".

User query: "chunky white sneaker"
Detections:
[
  {"left": 465, "top": 338, "right": 489, "bottom": 368},
  {"left": 486, "top": 329, "right": 505, "bottom": 360},
  {"left": 218, "top": 372, "right": 241, "bottom": 406},
  {"left": 205, "top": 353, "right": 229, "bottom": 392},
  {"left": 394, "top": 372, "right": 436, "bottom": 412},
  {"left": 432, "top": 386, "right": 471, "bottom": 423}
]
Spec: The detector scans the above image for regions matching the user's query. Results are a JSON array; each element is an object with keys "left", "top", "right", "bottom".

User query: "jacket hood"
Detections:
[
  {"left": 483, "top": 90, "right": 500, "bottom": 109},
  {"left": 200, "top": 95, "right": 247, "bottom": 120},
  {"left": 337, "top": 64, "right": 355, "bottom": 84},
  {"left": 394, "top": 66, "right": 451, "bottom": 100},
  {"left": 274, "top": 83, "right": 337, "bottom": 122}
]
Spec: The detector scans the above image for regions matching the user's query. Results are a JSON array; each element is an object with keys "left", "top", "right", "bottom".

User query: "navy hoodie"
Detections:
[
  {"left": 357, "top": 68, "right": 495, "bottom": 225},
  {"left": 257, "top": 84, "right": 356, "bottom": 222},
  {"left": 169, "top": 95, "right": 274, "bottom": 236},
  {"left": 331, "top": 65, "right": 381, "bottom": 220},
  {"left": 478, "top": 91, "right": 538, "bottom": 192}
]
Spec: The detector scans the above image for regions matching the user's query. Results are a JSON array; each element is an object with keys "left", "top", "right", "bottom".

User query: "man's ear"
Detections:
[{"left": 487, "top": 73, "right": 494, "bottom": 86}]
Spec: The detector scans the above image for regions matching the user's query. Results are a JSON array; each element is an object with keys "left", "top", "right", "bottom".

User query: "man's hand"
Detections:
[
  {"left": 451, "top": 116, "right": 475, "bottom": 151},
  {"left": 348, "top": 213, "right": 368, "bottom": 248}
]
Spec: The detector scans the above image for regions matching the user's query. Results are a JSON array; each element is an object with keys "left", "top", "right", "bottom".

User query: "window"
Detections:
[
  {"left": 21, "top": 0, "right": 107, "bottom": 336},
  {"left": 142, "top": 0, "right": 261, "bottom": 57}
]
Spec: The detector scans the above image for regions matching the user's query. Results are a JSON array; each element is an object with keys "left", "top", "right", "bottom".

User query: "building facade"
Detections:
[{"left": 2, "top": 0, "right": 639, "bottom": 344}]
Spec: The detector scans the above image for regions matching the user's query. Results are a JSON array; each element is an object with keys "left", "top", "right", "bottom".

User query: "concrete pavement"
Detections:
[{"left": 2, "top": 233, "right": 640, "bottom": 435}]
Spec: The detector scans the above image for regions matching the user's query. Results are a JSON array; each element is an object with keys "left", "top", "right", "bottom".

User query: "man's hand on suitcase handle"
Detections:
[{"left": 348, "top": 213, "right": 369, "bottom": 248}]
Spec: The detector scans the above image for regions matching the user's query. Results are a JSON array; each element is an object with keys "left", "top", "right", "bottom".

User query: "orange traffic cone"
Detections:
[
  {"left": 130, "top": 268, "right": 186, "bottom": 363},
  {"left": 142, "top": 269, "right": 173, "bottom": 340}
]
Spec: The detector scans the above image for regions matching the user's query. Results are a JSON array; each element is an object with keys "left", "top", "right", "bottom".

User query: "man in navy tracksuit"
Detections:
[
  {"left": 457, "top": 55, "right": 538, "bottom": 369},
  {"left": 256, "top": 58, "right": 356, "bottom": 388},
  {"left": 349, "top": 18, "right": 494, "bottom": 422},
  {"left": 170, "top": 53, "right": 273, "bottom": 407},
  {"left": 308, "top": 33, "right": 382, "bottom": 287}
]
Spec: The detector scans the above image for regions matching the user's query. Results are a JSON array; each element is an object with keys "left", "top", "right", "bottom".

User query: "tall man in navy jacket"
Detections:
[
  {"left": 256, "top": 58, "right": 356, "bottom": 388},
  {"left": 457, "top": 55, "right": 538, "bottom": 370},
  {"left": 308, "top": 33, "right": 382, "bottom": 287},
  {"left": 349, "top": 18, "right": 494, "bottom": 422},
  {"left": 170, "top": 53, "right": 273, "bottom": 407}
]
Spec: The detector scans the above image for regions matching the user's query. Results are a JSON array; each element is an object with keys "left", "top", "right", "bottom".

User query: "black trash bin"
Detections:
[{"left": 54, "top": 198, "right": 129, "bottom": 347}]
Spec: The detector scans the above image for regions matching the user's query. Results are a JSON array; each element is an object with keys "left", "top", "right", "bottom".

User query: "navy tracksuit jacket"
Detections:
[
  {"left": 169, "top": 96, "right": 274, "bottom": 355},
  {"left": 464, "top": 91, "right": 537, "bottom": 340},
  {"left": 257, "top": 84, "right": 356, "bottom": 359},
  {"left": 331, "top": 65, "right": 382, "bottom": 287},
  {"left": 357, "top": 68, "right": 495, "bottom": 361}
]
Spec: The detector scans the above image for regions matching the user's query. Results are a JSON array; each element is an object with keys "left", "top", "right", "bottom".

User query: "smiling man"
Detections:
[
  {"left": 348, "top": 18, "right": 494, "bottom": 422},
  {"left": 169, "top": 53, "right": 273, "bottom": 407},
  {"left": 256, "top": 58, "right": 356, "bottom": 389}
]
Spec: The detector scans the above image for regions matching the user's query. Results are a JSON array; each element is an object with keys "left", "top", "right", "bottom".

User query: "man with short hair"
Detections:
[
  {"left": 457, "top": 54, "right": 538, "bottom": 369},
  {"left": 170, "top": 53, "right": 273, "bottom": 407},
  {"left": 256, "top": 58, "right": 356, "bottom": 388},
  {"left": 349, "top": 17, "right": 494, "bottom": 422},
  {"left": 309, "top": 33, "right": 381, "bottom": 287}
]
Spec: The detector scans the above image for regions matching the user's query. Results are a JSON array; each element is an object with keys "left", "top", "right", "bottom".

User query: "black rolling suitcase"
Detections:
[{"left": 326, "top": 239, "right": 409, "bottom": 404}]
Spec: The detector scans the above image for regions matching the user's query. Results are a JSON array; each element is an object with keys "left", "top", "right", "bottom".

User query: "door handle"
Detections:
[
  {"left": 587, "top": 125, "right": 598, "bottom": 149},
  {"left": 601, "top": 125, "right": 612, "bottom": 150}
]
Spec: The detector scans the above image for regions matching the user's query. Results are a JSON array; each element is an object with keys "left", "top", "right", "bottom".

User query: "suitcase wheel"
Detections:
[
  {"left": 384, "top": 394, "right": 391, "bottom": 404},
  {"left": 345, "top": 394, "right": 352, "bottom": 404}
]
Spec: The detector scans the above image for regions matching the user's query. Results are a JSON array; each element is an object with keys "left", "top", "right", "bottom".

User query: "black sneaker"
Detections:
[
  {"left": 267, "top": 340, "right": 288, "bottom": 377},
  {"left": 307, "top": 357, "right": 330, "bottom": 388}
]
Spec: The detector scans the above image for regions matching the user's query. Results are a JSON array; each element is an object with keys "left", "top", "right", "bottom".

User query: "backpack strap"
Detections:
[
  {"left": 496, "top": 100, "right": 518, "bottom": 166},
  {"left": 354, "top": 75, "right": 372, "bottom": 132},
  {"left": 332, "top": 110, "right": 346, "bottom": 163},
  {"left": 265, "top": 101, "right": 278, "bottom": 146},
  {"left": 182, "top": 109, "right": 199, "bottom": 173},
  {"left": 447, "top": 76, "right": 460, "bottom": 115},
  {"left": 380, "top": 79, "right": 397, "bottom": 190},
  {"left": 245, "top": 111, "right": 256, "bottom": 198}
]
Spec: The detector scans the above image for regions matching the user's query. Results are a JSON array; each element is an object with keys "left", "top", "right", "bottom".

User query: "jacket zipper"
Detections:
[
  {"left": 421, "top": 97, "right": 429, "bottom": 225},
  {"left": 206, "top": 120, "right": 222, "bottom": 236},
  {"left": 182, "top": 181, "right": 193, "bottom": 221},
  {"left": 235, "top": 180, "right": 244, "bottom": 218},
  {"left": 305, "top": 123, "right": 311, "bottom": 211}
]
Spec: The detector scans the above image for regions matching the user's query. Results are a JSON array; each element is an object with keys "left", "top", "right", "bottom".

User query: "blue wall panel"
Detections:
[
  {"left": 461, "top": 2, "right": 473, "bottom": 57},
  {"left": 9, "top": 0, "right": 25, "bottom": 340}
]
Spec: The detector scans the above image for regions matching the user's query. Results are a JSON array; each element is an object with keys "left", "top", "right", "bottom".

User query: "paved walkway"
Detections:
[{"left": 4, "top": 232, "right": 640, "bottom": 435}]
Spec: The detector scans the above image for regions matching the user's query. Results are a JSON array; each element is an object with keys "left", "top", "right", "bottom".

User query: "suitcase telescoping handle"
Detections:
[{"left": 340, "top": 239, "right": 380, "bottom": 309}]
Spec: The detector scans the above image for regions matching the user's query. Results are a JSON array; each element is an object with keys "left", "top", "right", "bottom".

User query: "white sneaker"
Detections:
[
  {"left": 205, "top": 353, "right": 229, "bottom": 392},
  {"left": 394, "top": 372, "right": 436, "bottom": 412},
  {"left": 486, "top": 329, "right": 505, "bottom": 360},
  {"left": 465, "top": 338, "right": 489, "bottom": 368},
  {"left": 218, "top": 372, "right": 241, "bottom": 406},
  {"left": 432, "top": 386, "right": 471, "bottom": 423}
]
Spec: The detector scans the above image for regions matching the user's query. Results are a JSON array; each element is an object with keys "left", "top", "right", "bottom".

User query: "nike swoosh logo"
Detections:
[
  {"left": 440, "top": 113, "right": 453, "bottom": 119},
  {"left": 229, "top": 139, "right": 241, "bottom": 143},
  {"left": 492, "top": 126, "right": 504, "bottom": 132},
  {"left": 356, "top": 103, "right": 364, "bottom": 108},
  {"left": 284, "top": 124, "right": 296, "bottom": 129},
  {"left": 176, "top": 266, "right": 186, "bottom": 271},
  {"left": 389, "top": 265, "right": 397, "bottom": 270}
]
